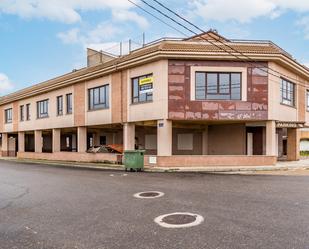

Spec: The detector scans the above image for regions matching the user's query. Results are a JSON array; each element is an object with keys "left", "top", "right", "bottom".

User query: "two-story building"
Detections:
[{"left": 1, "top": 31, "right": 308, "bottom": 167}]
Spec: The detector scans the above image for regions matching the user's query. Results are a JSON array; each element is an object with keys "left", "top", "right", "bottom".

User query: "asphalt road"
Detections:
[{"left": 1, "top": 161, "right": 309, "bottom": 249}]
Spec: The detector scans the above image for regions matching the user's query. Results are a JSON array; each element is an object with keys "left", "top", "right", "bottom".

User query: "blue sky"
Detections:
[{"left": 1, "top": 0, "right": 309, "bottom": 96}]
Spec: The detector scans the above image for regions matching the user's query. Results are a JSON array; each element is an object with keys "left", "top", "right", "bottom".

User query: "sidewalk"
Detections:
[{"left": 1, "top": 156, "right": 309, "bottom": 173}]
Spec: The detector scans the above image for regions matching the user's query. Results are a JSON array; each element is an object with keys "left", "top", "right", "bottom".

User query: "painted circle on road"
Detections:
[
  {"left": 133, "top": 191, "right": 165, "bottom": 199},
  {"left": 154, "top": 212, "right": 204, "bottom": 228}
]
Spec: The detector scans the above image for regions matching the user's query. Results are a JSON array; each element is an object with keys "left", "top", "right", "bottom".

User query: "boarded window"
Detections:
[{"left": 177, "top": 134, "right": 193, "bottom": 150}]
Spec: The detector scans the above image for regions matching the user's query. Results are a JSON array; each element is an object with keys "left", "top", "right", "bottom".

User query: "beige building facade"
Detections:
[{"left": 1, "top": 31, "right": 308, "bottom": 167}]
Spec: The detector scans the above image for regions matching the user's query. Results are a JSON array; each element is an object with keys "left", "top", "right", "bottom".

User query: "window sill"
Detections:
[
  {"left": 192, "top": 99, "right": 243, "bottom": 102},
  {"left": 37, "top": 116, "right": 49, "bottom": 120},
  {"left": 5, "top": 122, "right": 12, "bottom": 124},
  {"left": 88, "top": 107, "right": 109, "bottom": 112},
  {"left": 280, "top": 103, "right": 296, "bottom": 109},
  {"left": 130, "top": 100, "right": 153, "bottom": 106}
]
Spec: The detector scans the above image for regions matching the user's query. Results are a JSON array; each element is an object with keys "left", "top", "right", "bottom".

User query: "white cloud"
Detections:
[
  {"left": 57, "top": 28, "right": 80, "bottom": 44},
  {"left": 297, "top": 16, "right": 309, "bottom": 40},
  {"left": 0, "top": 73, "right": 14, "bottom": 94},
  {"left": 189, "top": 0, "right": 309, "bottom": 23},
  {"left": 0, "top": 0, "right": 147, "bottom": 26},
  {"left": 57, "top": 23, "right": 122, "bottom": 46}
]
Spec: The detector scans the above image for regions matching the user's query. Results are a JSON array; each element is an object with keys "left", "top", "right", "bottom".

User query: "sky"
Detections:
[{"left": 1, "top": 0, "right": 309, "bottom": 96}]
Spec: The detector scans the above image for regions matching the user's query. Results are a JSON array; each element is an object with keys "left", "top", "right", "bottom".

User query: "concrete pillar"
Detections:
[
  {"left": 52, "top": 129, "right": 61, "bottom": 153},
  {"left": 77, "top": 127, "right": 87, "bottom": 152},
  {"left": 18, "top": 132, "right": 25, "bottom": 153},
  {"left": 123, "top": 123, "right": 135, "bottom": 151},
  {"left": 34, "top": 130, "right": 42, "bottom": 153},
  {"left": 287, "top": 128, "right": 300, "bottom": 161},
  {"left": 266, "top": 121, "right": 277, "bottom": 156},
  {"left": 1, "top": 133, "right": 8, "bottom": 156},
  {"left": 157, "top": 119, "right": 172, "bottom": 156},
  {"left": 202, "top": 126, "right": 208, "bottom": 155}
]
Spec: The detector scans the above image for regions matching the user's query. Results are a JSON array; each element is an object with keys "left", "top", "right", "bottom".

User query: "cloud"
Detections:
[
  {"left": 0, "top": 73, "right": 14, "bottom": 94},
  {"left": 57, "top": 23, "right": 122, "bottom": 46},
  {"left": 189, "top": 0, "right": 309, "bottom": 23},
  {"left": 0, "top": 0, "right": 147, "bottom": 26},
  {"left": 297, "top": 16, "right": 309, "bottom": 40}
]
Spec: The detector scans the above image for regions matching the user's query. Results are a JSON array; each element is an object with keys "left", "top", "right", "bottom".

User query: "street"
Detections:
[{"left": 0, "top": 160, "right": 309, "bottom": 249}]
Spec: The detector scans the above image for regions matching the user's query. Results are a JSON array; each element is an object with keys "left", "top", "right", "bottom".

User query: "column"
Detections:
[
  {"left": 157, "top": 119, "right": 172, "bottom": 156},
  {"left": 123, "top": 123, "right": 135, "bottom": 151},
  {"left": 202, "top": 126, "right": 208, "bottom": 155},
  {"left": 266, "top": 121, "right": 277, "bottom": 156},
  {"left": 1, "top": 133, "right": 8, "bottom": 156},
  {"left": 18, "top": 131, "right": 25, "bottom": 153},
  {"left": 287, "top": 128, "right": 300, "bottom": 161},
  {"left": 77, "top": 127, "right": 87, "bottom": 153},
  {"left": 52, "top": 129, "right": 61, "bottom": 153},
  {"left": 34, "top": 130, "right": 42, "bottom": 153}
]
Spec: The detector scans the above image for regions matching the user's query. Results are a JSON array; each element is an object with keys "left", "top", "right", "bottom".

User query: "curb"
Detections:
[{"left": 1, "top": 157, "right": 309, "bottom": 173}]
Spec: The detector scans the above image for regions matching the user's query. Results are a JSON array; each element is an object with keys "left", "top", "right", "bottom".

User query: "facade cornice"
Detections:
[{"left": 1, "top": 46, "right": 309, "bottom": 105}]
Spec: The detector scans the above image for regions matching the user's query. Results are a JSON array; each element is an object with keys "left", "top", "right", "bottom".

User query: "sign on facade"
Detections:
[{"left": 139, "top": 76, "right": 153, "bottom": 94}]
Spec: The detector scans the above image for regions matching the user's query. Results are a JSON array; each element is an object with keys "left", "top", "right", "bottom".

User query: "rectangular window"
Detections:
[
  {"left": 20, "top": 105, "right": 24, "bottom": 121},
  {"left": 26, "top": 104, "right": 30, "bottom": 120},
  {"left": 281, "top": 79, "right": 295, "bottom": 106},
  {"left": 132, "top": 74, "right": 153, "bottom": 103},
  {"left": 57, "top": 96, "right": 63, "bottom": 115},
  {"left": 37, "top": 99, "right": 49, "bottom": 118},
  {"left": 195, "top": 72, "right": 241, "bottom": 100},
  {"left": 66, "top": 93, "right": 72, "bottom": 114},
  {"left": 88, "top": 85, "right": 109, "bottom": 110},
  {"left": 307, "top": 90, "right": 309, "bottom": 111},
  {"left": 4, "top": 108, "right": 12, "bottom": 123}
]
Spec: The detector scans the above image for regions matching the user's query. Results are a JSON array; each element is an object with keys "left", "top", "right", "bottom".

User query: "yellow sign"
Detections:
[{"left": 139, "top": 77, "right": 153, "bottom": 85}]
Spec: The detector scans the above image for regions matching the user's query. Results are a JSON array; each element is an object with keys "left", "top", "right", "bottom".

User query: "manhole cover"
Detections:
[
  {"left": 154, "top": 212, "right": 204, "bottom": 228},
  {"left": 133, "top": 191, "right": 164, "bottom": 199}
]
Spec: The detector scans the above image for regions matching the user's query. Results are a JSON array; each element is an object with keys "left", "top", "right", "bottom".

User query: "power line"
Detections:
[
  {"left": 134, "top": 0, "right": 309, "bottom": 90},
  {"left": 127, "top": 0, "right": 188, "bottom": 37}
]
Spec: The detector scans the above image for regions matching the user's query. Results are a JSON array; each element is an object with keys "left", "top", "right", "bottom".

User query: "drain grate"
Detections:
[
  {"left": 133, "top": 191, "right": 165, "bottom": 199},
  {"left": 154, "top": 212, "right": 204, "bottom": 228}
]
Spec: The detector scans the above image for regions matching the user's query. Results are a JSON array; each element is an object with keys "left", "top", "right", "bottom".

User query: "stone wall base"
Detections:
[
  {"left": 144, "top": 155, "right": 277, "bottom": 167},
  {"left": 17, "top": 152, "right": 121, "bottom": 163}
]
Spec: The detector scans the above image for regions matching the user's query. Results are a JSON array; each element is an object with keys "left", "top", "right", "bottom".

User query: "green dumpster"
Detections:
[{"left": 124, "top": 150, "right": 145, "bottom": 172}]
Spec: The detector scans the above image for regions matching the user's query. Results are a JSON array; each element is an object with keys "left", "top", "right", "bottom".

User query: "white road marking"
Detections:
[
  {"left": 154, "top": 212, "right": 204, "bottom": 228},
  {"left": 133, "top": 191, "right": 165, "bottom": 199}
]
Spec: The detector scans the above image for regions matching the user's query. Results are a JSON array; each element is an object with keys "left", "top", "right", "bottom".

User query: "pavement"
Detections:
[
  {"left": 1, "top": 156, "right": 309, "bottom": 173},
  {"left": 0, "top": 160, "right": 309, "bottom": 249}
]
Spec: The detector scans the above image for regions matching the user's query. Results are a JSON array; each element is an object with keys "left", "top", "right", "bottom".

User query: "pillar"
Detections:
[
  {"left": 1, "top": 133, "right": 8, "bottom": 156},
  {"left": 77, "top": 127, "right": 87, "bottom": 152},
  {"left": 18, "top": 131, "right": 25, "bottom": 153},
  {"left": 123, "top": 123, "right": 135, "bottom": 151},
  {"left": 52, "top": 129, "right": 61, "bottom": 153},
  {"left": 34, "top": 130, "right": 42, "bottom": 153},
  {"left": 287, "top": 128, "right": 300, "bottom": 161},
  {"left": 157, "top": 119, "right": 172, "bottom": 156},
  {"left": 202, "top": 126, "right": 208, "bottom": 155},
  {"left": 266, "top": 121, "right": 277, "bottom": 156}
]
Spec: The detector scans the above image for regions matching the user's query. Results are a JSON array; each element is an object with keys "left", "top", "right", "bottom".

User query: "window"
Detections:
[
  {"left": 281, "top": 78, "right": 295, "bottom": 106},
  {"left": 88, "top": 85, "right": 109, "bottom": 110},
  {"left": 4, "top": 108, "right": 12, "bottom": 123},
  {"left": 37, "top": 99, "right": 49, "bottom": 118},
  {"left": 195, "top": 72, "right": 241, "bottom": 100},
  {"left": 57, "top": 96, "right": 63, "bottom": 115},
  {"left": 20, "top": 105, "right": 24, "bottom": 121},
  {"left": 66, "top": 93, "right": 72, "bottom": 114},
  {"left": 132, "top": 74, "right": 153, "bottom": 103},
  {"left": 306, "top": 90, "right": 309, "bottom": 111},
  {"left": 26, "top": 104, "right": 30, "bottom": 120}
]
